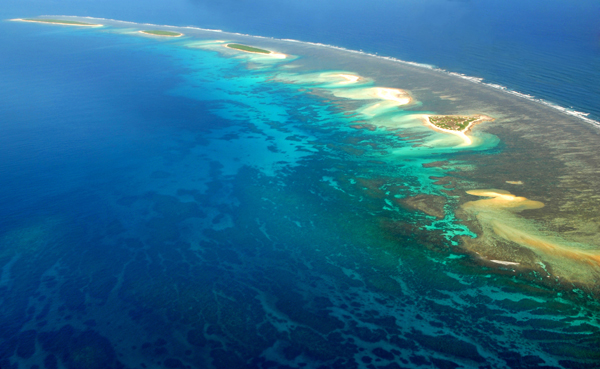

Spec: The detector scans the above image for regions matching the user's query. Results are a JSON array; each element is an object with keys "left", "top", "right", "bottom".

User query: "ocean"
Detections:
[
  {"left": 1, "top": 1, "right": 599, "bottom": 369},
  {"left": 2, "top": 0, "right": 599, "bottom": 122}
]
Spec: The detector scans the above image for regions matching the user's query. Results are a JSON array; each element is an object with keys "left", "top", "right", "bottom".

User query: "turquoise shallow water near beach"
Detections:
[{"left": 1, "top": 13, "right": 600, "bottom": 369}]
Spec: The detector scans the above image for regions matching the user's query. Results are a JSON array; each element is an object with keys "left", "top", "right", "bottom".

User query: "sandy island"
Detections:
[
  {"left": 12, "top": 18, "right": 103, "bottom": 27},
  {"left": 224, "top": 43, "right": 287, "bottom": 59},
  {"left": 139, "top": 30, "right": 183, "bottom": 38},
  {"left": 421, "top": 114, "right": 494, "bottom": 145}
]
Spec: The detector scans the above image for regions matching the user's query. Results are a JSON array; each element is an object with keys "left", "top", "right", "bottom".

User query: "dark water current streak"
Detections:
[{"left": 1, "top": 18, "right": 600, "bottom": 369}]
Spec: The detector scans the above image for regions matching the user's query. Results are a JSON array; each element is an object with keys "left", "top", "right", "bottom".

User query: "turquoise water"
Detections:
[{"left": 1, "top": 16, "right": 599, "bottom": 369}]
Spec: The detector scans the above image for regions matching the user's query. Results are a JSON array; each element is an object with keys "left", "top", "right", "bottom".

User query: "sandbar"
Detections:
[
  {"left": 464, "top": 189, "right": 544, "bottom": 211},
  {"left": 331, "top": 73, "right": 362, "bottom": 84},
  {"left": 490, "top": 220, "right": 600, "bottom": 268},
  {"left": 274, "top": 72, "right": 366, "bottom": 88},
  {"left": 335, "top": 87, "right": 411, "bottom": 104},
  {"left": 12, "top": 18, "right": 103, "bottom": 27},
  {"left": 462, "top": 189, "right": 600, "bottom": 282},
  {"left": 490, "top": 260, "right": 520, "bottom": 266}
]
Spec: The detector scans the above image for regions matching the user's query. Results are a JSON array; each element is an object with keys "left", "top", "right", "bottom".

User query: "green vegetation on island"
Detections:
[
  {"left": 22, "top": 19, "right": 99, "bottom": 26},
  {"left": 141, "top": 30, "right": 183, "bottom": 37},
  {"left": 428, "top": 115, "right": 479, "bottom": 131},
  {"left": 226, "top": 44, "right": 271, "bottom": 54}
]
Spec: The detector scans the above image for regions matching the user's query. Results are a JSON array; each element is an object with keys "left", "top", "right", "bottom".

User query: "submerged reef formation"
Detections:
[
  {"left": 115, "top": 14, "right": 600, "bottom": 294},
  {"left": 460, "top": 189, "right": 600, "bottom": 284},
  {"left": 398, "top": 194, "right": 447, "bottom": 219},
  {"left": 3, "top": 14, "right": 600, "bottom": 369},
  {"left": 185, "top": 22, "right": 600, "bottom": 296}
]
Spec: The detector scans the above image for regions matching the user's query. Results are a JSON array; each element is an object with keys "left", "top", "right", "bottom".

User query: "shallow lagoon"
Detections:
[{"left": 1, "top": 16, "right": 599, "bottom": 369}]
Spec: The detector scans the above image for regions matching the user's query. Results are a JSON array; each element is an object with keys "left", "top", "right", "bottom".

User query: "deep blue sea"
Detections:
[{"left": 1, "top": 1, "right": 600, "bottom": 369}]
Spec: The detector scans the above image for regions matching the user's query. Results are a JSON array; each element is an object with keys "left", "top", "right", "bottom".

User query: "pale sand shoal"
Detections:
[
  {"left": 490, "top": 260, "right": 521, "bottom": 266},
  {"left": 333, "top": 87, "right": 411, "bottom": 105},
  {"left": 463, "top": 189, "right": 600, "bottom": 276},
  {"left": 375, "top": 87, "right": 412, "bottom": 105},
  {"left": 138, "top": 30, "right": 184, "bottom": 38},
  {"left": 465, "top": 189, "right": 544, "bottom": 211},
  {"left": 11, "top": 19, "right": 103, "bottom": 27},
  {"left": 331, "top": 73, "right": 361, "bottom": 84}
]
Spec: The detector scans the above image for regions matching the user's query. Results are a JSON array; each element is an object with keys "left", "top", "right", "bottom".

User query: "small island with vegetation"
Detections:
[
  {"left": 14, "top": 18, "right": 102, "bottom": 27},
  {"left": 139, "top": 30, "right": 183, "bottom": 37},
  {"left": 426, "top": 114, "right": 494, "bottom": 133},
  {"left": 421, "top": 114, "right": 494, "bottom": 145},
  {"left": 225, "top": 43, "right": 271, "bottom": 54},
  {"left": 429, "top": 115, "right": 477, "bottom": 131}
]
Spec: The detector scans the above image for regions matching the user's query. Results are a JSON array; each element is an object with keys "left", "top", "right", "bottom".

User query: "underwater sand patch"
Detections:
[{"left": 273, "top": 71, "right": 366, "bottom": 88}]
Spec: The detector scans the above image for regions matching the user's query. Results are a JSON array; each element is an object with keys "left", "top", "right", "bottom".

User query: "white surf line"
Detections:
[{"left": 43, "top": 15, "right": 600, "bottom": 128}]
